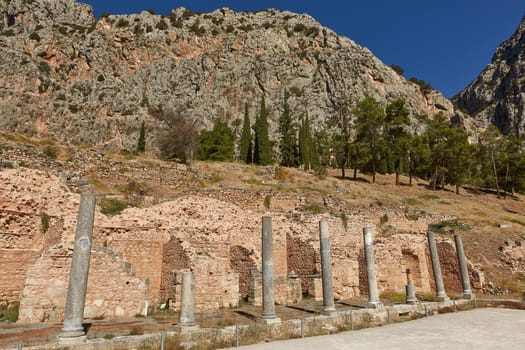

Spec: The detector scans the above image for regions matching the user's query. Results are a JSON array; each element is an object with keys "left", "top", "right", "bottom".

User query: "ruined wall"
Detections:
[
  {"left": 248, "top": 270, "right": 302, "bottom": 306},
  {"left": 0, "top": 210, "right": 43, "bottom": 306},
  {"left": 18, "top": 245, "right": 148, "bottom": 323},
  {"left": 230, "top": 245, "right": 257, "bottom": 299},
  {"left": 93, "top": 227, "right": 169, "bottom": 304},
  {"left": 286, "top": 234, "right": 317, "bottom": 294},
  {"left": 0, "top": 168, "right": 80, "bottom": 307},
  {"left": 436, "top": 241, "right": 463, "bottom": 294},
  {"left": 160, "top": 236, "right": 191, "bottom": 302},
  {"left": 358, "top": 233, "right": 432, "bottom": 295}
]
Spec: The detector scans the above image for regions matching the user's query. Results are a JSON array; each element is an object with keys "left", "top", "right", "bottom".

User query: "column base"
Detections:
[
  {"left": 258, "top": 316, "right": 281, "bottom": 324},
  {"left": 321, "top": 308, "right": 338, "bottom": 316},
  {"left": 174, "top": 324, "right": 200, "bottom": 333},
  {"left": 462, "top": 292, "right": 474, "bottom": 300},
  {"left": 58, "top": 333, "right": 87, "bottom": 344},
  {"left": 434, "top": 295, "right": 450, "bottom": 302},
  {"left": 366, "top": 301, "right": 384, "bottom": 309},
  {"left": 406, "top": 298, "right": 418, "bottom": 305}
]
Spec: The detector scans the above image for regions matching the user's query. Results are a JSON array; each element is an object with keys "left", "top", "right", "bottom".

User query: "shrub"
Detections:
[
  {"left": 116, "top": 18, "right": 129, "bottom": 28},
  {"left": 293, "top": 23, "right": 305, "bottom": 32},
  {"left": 43, "top": 145, "right": 57, "bottom": 159},
  {"left": 380, "top": 213, "right": 389, "bottom": 224},
  {"left": 225, "top": 25, "right": 234, "bottom": 33},
  {"left": 41, "top": 212, "right": 50, "bottom": 233},
  {"left": 303, "top": 203, "right": 324, "bottom": 214},
  {"left": 0, "top": 302, "right": 20, "bottom": 322},
  {"left": 99, "top": 198, "right": 128, "bottom": 217},
  {"left": 103, "top": 334, "right": 114, "bottom": 340},
  {"left": 29, "top": 31, "right": 40, "bottom": 41},
  {"left": 38, "top": 61, "right": 51, "bottom": 75},
  {"left": 156, "top": 18, "right": 168, "bottom": 30},
  {"left": 264, "top": 195, "right": 271, "bottom": 209},
  {"left": 2, "top": 29, "right": 15, "bottom": 36}
]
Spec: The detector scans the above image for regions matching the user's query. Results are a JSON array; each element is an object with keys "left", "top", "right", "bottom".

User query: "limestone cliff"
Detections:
[
  {"left": 455, "top": 14, "right": 525, "bottom": 135},
  {"left": 0, "top": 0, "right": 454, "bottom": 151}
]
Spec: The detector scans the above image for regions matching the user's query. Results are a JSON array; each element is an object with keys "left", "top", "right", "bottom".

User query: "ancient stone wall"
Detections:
[
  {"left": 248, "top": 270, "right": 302, "bottom": 306},
  {"left": 93, "top": 226, "right": 167, "bottom": 304},
  {"left": 230, "top": 245, "right": 257, "bottom": 299},
  {"left": 160, "top": 236, "right": 191, "bottom": 302},
  {"left": 18, "top": 245, "right": 147, "bottom": 323}
]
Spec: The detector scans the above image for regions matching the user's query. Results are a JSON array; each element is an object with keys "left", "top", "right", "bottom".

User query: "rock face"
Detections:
[
  {"left": 455, "top": 14, "right": 525, "bottom": 135},
  {"left": 0, "top": 0, "right": 453, "bottom": 152}
]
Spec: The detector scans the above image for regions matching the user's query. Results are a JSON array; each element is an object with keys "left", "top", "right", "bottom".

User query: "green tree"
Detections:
[
  {"left": 278, "top": 91, "right": 297, "bottom": 166},
  {"left": 254, "top": 96, "right": 272, "bottom": 165},
  {"left": 384, "top": 98, "right": 411, "bottom": 185},
  {"left": 136, "top": 120, "right": 146, "bottom": 153},
  {"left": 477, "top": 126, "right": 505, "bottom": 198},
  {"left": 408, "top": 133, "right": 431, "bottom": 185},
  {"left": 504, "top": 136, "right": 525, "bottom": 196},
  {"left": 196, "top": 119, "right": 235, "bottom": 161},
  {"left": 332, "top": 102, "right": 352, "bottom": 178},
  {"left": 239, "top": 103, "right": 252, "bottom": 163},
  {"left": 423, "top": 112, "right": 451, "bottom": 190},
  {"left": 298, "top": 113, "right": 319, "bottom": 170},
  {"left": 353, "top": 96, "right": 386, "bottom": 183},
  {"left": 444, "top": 127, "right": 472, "bottom": 194}
]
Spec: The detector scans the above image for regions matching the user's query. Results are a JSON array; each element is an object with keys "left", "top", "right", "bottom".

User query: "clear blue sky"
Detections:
[{"left": 82, "top": 0, "right": 524, "bottom": 98}]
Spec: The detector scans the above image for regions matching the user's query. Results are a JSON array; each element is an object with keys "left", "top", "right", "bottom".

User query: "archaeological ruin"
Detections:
[{"left": 0, "top": 168, "right": 484, "bottom": 328}]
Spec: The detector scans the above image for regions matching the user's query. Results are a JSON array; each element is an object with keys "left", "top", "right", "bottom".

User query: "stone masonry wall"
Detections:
[
  {"left": 93, "top": 227, "right": 166, "bottom": 304},
  {"left": 18, "top": 245, "right": 148, "bottom": 323}
]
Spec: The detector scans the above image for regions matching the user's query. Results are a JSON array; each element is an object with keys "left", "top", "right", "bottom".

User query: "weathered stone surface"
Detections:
[
  {"left": 455, "top": 14, "right": 525, "bottom": 135},
  {"left": 2, "top": 167, "right": 465, "bottom": 323},
  {"left": 0, "top": 0, "right": 454, "bottom": 152}
]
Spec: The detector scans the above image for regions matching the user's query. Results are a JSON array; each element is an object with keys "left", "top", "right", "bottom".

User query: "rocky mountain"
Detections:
[
  {"left": 0, "top": 0, "right": 454, "bottom": 152},
  {"left": 455, "top": 14, "right": 525, "bottom": 135}
]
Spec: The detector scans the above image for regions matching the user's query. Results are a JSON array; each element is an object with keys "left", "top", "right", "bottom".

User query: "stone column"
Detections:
[
  {"left": 427, "top": 231, "right": 449, "bottom": 302},
  {"left": 405, "top": 269, "right": 417, "bottom": 304},
  {"left": 260, "top": 216, "right": 280, "bottom": 323},
  {"left": 454, "top": 234, "right": 474, "bottom": 299},
  {"left": 59, "top": 194, "right": 96, "bottom": 342},
  {"left": 319, "top": 220, "right": 337, "bottom": 315},
  {"left": 178, "top": 271, "right": 197, "bottom": 327},
  {"left": 363, "top": 227, "right": 383, "bottom": 309}
]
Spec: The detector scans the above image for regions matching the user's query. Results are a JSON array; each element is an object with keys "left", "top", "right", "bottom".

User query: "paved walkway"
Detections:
[{"left": 237, "top": 308, "right": 525, "bottom": 350}]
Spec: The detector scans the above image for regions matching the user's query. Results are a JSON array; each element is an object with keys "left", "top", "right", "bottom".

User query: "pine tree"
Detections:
[
  {"left": 254, "top": 96, "right": 272, "bottom": 165},
  {"left": 196, "top": 119, "right": 235, "bottom": 161},
  {"left": 239, "top": 103, "right": 252, "bottom": 163},
  {"left": 137, "top": 120, "right": 146, "bottom": 153},
  {"left": 353, "top": 96, "right": 385, "bottom": 183},
  {"left": 384, "top": 98, "right": 411, "bottom": 185},
  {"left": 278, "top": 91, "right": 297, "bottom": 166}
]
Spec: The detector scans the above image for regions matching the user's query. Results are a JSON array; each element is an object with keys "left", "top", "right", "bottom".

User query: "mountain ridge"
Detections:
[{"left": 0, "top": 0, "right": 453, "bottom": 152}]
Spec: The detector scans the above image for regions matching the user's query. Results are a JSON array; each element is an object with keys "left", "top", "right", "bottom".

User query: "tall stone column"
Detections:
[
  {"left": 363, "top": 227, "right": 382, "bottom": 309},
  {"left": 260, "top": 216, "right": 280, "bottom": 323},
  {"left": 319, "top": 220, "right": 337, "bottom": 315},
  {"left": 405, "top": 269, "right": 417, "bottom": 304},
  {"left": 427, "top": 231, "right": 449, "bottom": 302},
  {"left": 59, "top": 194, "right": 96, "bottom": 342},
  {"left": 454, "top": 234, "right": 474, "bottom": 299},
  {"left": 178, "top": 271, "right": 197, "bottom": 327}
]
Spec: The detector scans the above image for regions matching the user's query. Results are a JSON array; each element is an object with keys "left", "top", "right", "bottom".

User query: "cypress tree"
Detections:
[
  {"left": 299, "top": 114, "right": 317, "bottom": 170},
  {"left": 278, "top": 91, "right": 297, "bottom": 166},
  {"left": 239, "top": 103, "right": 252, "bottom": 163},
  {"left": 254, "top": 96, "right": 272, "bottom": 165}
]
